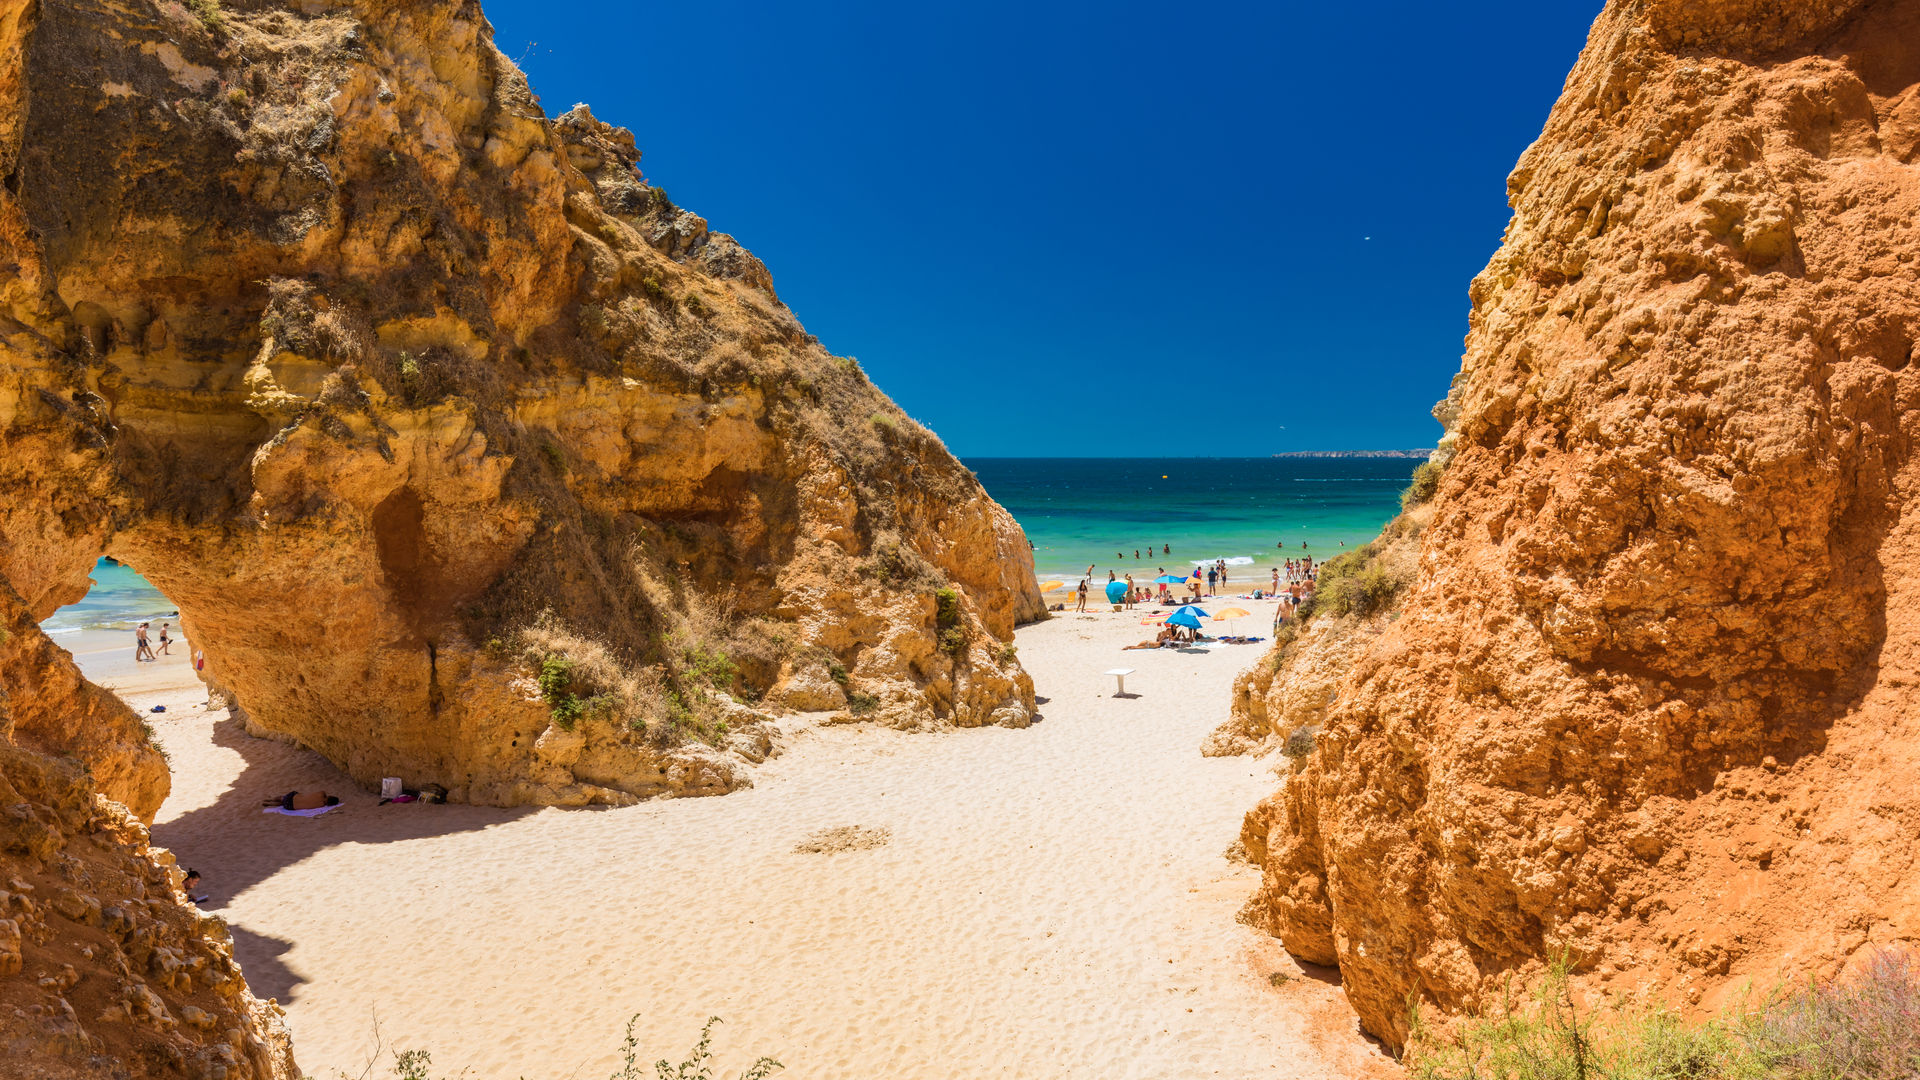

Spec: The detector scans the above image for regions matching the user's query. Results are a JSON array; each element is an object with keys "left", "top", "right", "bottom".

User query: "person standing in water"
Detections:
[{"left": 134, "top": 623, "right": 154, "bottom": 663}]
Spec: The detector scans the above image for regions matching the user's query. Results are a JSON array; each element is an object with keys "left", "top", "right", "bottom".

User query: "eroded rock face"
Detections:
[
  {"left": 0, "top": 743, "right": 296, "bottom": 1079},
  {"left": 0, "top": 0, "right": 1043, "bottom": 808},
  {"left": 1241, "top": 0, "right": 1920, "bottom": 1049}
]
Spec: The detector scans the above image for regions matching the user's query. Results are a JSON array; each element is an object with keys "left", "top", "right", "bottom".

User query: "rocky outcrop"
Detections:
[
  {"left": 0, "top": 743, "right": 296, "bottom": 1078},
  {"left": 1, "top": 583, "right": 169, "bottom": 822},
  {"left": 0, "top": 0, "right": 1043, "bottom": 808},
  {"left": 1204, "top": 508, "right": 1425, "bottom": 759},
  {"left": 1240, "top": 0, "right": 1920, "bottom": 1050}
]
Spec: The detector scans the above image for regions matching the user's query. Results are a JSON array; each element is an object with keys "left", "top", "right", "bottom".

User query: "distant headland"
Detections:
[{"left": 1270, "top": 449, "right": 1431, "bottom": 459}]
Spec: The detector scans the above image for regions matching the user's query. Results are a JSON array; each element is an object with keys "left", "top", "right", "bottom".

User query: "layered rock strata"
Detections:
[
  {"left": 0, "top": 0, "right": 1043, "bottom": 808},
  {"left": 1239, "top": 0, "right": 1920, "bottom": 1049}
]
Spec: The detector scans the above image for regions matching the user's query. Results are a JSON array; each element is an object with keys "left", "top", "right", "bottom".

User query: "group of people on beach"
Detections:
[{"left": 133, "top": 621, "right": 174, "bottom": 662}]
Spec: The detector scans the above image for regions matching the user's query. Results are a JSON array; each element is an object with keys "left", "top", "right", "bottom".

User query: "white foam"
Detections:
[{"left": 1189, "top": 556, "right": 1255, "bottom": 566}]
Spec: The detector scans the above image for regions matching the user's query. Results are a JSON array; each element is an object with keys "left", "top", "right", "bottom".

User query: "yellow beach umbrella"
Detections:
[
  {"left": 1213, "top": 606, "right": 1251, "bottom": 635},
  {"left": 1040, "top": 581, "right": 1065, "bottom": 592}
]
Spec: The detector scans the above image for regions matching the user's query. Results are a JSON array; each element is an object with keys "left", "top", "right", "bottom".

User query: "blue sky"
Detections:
[{"left": 481, "top": 2, "right": 1603, "bottom": 456}]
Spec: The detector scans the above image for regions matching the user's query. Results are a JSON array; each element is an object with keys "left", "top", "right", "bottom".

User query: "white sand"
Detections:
[{"left": 126, "top": 596, "right": 1395, "bottom": 1079}]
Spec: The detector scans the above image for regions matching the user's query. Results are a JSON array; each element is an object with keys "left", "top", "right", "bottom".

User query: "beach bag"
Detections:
[
  {"left": 379, "top": 777, "right": 403, "bottom": 800},
  {"left": 418, "top": 783, "right": 448, "bottom": 804}
]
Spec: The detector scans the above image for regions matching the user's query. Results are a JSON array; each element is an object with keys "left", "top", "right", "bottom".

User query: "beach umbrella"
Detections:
[
  {"left": 1212, "top": 606, "right": 1251, "bottom": 633},
  {"left": 1171, "top": 605, "right": 1210, "bottom": 620},
  {"left": 1104, "top": 580, "right": 1129, "bottom": 604},
  {"left": 1153, "top": 574, "right": 1187, "bottom": 584},
  {"left": 1040, "top": 581, "right": 1065, "bottom": 592},
  {"left": 1166, "top": 609, "right": 1204, "bottom": 630}
]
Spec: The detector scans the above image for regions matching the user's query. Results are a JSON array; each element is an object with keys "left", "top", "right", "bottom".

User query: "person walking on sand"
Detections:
[
  {"left": 1076, "top": 578, "right": 1090, "bottom": 612},
  {"left": 157, "top": 622, "right": 173, "bottom": 656},
  {"left": 134, "top": 623, "right": 154, "bottom": 663}
]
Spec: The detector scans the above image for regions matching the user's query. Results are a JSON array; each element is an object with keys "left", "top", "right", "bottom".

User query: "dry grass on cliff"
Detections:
[
  {"left": 1409, "top": 951, "right": 1920, "bottom": 1080},
  {"left": 377, "top": 1014, "right": 780, "bottom": 1080},
  {"left": 508, "top": 605, "right": 783, "bottom": 749}
]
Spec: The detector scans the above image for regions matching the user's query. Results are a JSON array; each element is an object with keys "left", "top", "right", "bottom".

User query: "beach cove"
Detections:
[{"left": 98, "top": 595, "right": 1393, "bottom": 1079}]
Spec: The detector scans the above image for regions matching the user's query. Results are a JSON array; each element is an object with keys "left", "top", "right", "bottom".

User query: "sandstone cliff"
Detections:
[
  {"left": 0, "top": 0, "right": 1044, "bottom": 810},
  {"left": 1239, "top": 0, "right": 1920, "bottom": 1050},
  {"left": 0, "top": 740, "right": 296, "bottom": 1078}
]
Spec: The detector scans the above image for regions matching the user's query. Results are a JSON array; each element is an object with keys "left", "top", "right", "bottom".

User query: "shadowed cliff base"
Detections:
[{"left": 1231, "top": 0, "right": 1920, "bottom": 1052}]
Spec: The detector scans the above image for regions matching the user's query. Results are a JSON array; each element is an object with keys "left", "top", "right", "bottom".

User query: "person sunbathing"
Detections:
[
  {"left": 262, "top": 791, "right": 340, "bottom": 810},
  {"left": 1124, "top": 627, "right": 1177, "bottom": 650}
]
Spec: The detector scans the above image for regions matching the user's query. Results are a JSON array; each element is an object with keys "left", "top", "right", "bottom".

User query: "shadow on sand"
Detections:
[{"left": 154, "top": 713, "right": 538, "bottom": 1002}]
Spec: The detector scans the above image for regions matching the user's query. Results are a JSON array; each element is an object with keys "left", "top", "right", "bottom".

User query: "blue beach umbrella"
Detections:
[
  {"left": 1153, "top": 574, "right": 1187, "bottom": 584},
  {"left": 1172, "top": 605, "right": 1210, "bottom": 621},
  {"left": 1105, "top": 580, "right": 1128, "bottom": 603},
  {"left": 1166, "top": 610, "right": 1205, "bottom": 629}
]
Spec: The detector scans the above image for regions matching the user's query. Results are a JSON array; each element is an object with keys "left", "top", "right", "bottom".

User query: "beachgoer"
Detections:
[
  {"left": 1124, "top": 626, "right": 1176, "bottom": 650},
  {"left": 1108, "top": 570, "right": 1116, "bottom": 582},
  {"left": 1134, "top": 549, "right": 1141, "bottom": 559},
  {"left": 135, "top": 623, "right": 154, "bottom": 663},
  {"left": 182, "top": 869, "right": 208, "bottom": 904},
  {"left": 1076, "top": 578, "right": 1089, "bottom": 613},
  {"left": 1163, "top": 544, "right": 1170, "bottom": 555},
  {"left": 1085, "top": 564, "right": 1094, "bottom": 581},
  {"left": 1124, "top": 574, "right": 1136, "bottom": 609},
  {"left": 262, "top": 791, "right": 340, "bottom": 810},
  {"left": 1206, "top": 566, "right": 1217, "bottom": 595},
  {"left": 157, "top": 622, "right": 172, "bottom": 656}
]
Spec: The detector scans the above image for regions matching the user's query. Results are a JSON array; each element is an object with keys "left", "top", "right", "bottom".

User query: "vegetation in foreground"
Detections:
[
  {"left": 360, "top": 1015, "right": 780, "bottom": 1080},
  {"left": 1410, "top": 951, "right": 1920, "bottom": 1080}
]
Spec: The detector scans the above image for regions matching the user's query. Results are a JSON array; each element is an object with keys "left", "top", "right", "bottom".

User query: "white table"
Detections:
[{"left": 1104, "top": 668, "right": 1135, "bottom": 696}]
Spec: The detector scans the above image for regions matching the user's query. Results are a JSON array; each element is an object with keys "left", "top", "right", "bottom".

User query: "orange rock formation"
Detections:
[
  {"left": 0, "top": 0, "right": 1042, "bottom": 1069},
  {"left": 0, "top": 0, "right": 1043, "bottom": 811},
  {"left": 1237, "top": 0, "right": 1920, "bottom": 1049}
]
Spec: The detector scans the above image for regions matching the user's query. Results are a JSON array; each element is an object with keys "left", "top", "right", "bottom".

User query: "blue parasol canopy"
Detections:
[
  {"left": 1172, "top": 605, "right": 1210, "bottom": 620},
  {"left": 1153, "top": 574, "right": 1187, "bottom": 584},
  {"left": 1166, "top": 610, "right": 1205, "bottom": 629},
  {"left": 1105, "top": 580, "right": 1128, "bottom": 603}
]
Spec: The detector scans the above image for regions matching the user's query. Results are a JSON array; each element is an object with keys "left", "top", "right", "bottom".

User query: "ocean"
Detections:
[
  {"left": 39, "top": 559, "right": 180, "bottom": 637},
  {"left": 966, "top": 457, "right": 1419, "bottom": 583},
  {"left": 36, "top": 458, "right": 1419, "bottom": 632}
]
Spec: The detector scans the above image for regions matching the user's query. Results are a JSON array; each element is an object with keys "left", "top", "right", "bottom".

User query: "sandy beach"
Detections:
[{"left": 110, "top": 596, "right": 1392, "bottom": 1079}]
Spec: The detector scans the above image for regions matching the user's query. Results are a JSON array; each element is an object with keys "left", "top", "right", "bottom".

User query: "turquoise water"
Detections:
[
  {"left": 39, "top": 559, "right": 178, "bottom": 637},
  {"left": 966, "top": 457, "right": 1420, "bottom": 582}
]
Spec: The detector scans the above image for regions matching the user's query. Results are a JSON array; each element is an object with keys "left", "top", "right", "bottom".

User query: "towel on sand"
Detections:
[{"left": 263, "top": 804, "right": 341, "bottom": 818}]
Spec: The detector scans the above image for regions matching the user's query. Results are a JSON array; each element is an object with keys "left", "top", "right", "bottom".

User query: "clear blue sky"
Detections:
[{"left": 482, "top": 1, "right": 1603, "bottom": 456}]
